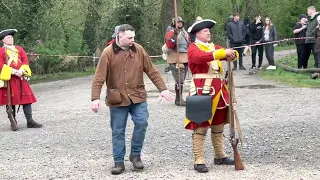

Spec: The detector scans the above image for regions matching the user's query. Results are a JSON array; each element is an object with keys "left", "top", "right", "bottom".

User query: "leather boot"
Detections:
[
  {"left": 193, "top": 127, "right": 209, "bottom": 173},
  {"left": 211, "top": 124, "right": 234, "bottom": 165},
  {"left": 175, "top": 84, "right": 186, "bottom": 106},
  {"left": 23, "top": 104, "right": 43, "bottom": 128},
  {"left": 129, "top": 155, "right": 144, "bottom": 170},
  {"left": 110, "top": 162, "right": 125, "bottom": 175}
]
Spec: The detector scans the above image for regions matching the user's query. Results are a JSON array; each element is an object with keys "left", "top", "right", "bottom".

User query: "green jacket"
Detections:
[{"left": 306, "top": 12, "right": 320, "bottom": 43}]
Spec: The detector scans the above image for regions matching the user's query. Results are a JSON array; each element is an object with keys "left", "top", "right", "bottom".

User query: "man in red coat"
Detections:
[
  {"left": 185, "top": 19, "right": 238, "bottom": 173},
  {"left": 0, "top": 29, "right": 42, "bottom": 131}
]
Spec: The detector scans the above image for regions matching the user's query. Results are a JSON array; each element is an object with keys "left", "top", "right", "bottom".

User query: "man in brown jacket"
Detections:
[{"left": 91, "top": 24, "right": 174, "bottom": 175}]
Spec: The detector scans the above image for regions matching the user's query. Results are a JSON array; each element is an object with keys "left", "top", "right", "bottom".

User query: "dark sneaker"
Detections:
[
  {"left": 129, "top": 155, "right": 144, "bottom": 170},
  {"left": 214, "top": 157, "right": 235, "bottom": 165},
  {"left": 111, "top": 163, "right": 125, "bottom": 175},
  {"left": 239, "top": 66, "right": 246, "bottom": 70},
  {"left": 194, "top": 164, "right": 209, "bottom": 173},
  {"left": 232, "top": 67, "right": 237, "bottom": 71}
]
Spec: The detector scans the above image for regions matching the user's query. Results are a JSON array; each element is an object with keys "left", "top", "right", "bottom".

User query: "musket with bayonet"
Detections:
[{"left": 226, "top": 50, "right": 244, "bottom": 171}]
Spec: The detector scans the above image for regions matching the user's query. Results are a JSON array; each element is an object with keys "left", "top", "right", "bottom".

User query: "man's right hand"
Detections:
[
  {"left": 91, "top": 99, "right": 101, "bottom": 113},
  {"left": 302, "top": 25, "right": 307, "bottom": 29},
  {"left": 225, "top": 49, "right": 236, "bottom": 60}
]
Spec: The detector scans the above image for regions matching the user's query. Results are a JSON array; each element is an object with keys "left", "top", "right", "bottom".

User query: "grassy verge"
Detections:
[
  {"left": 29, "top": 68, "right": 95, "bottom": 85},
  {"left": 152, "top": 57, "right": 167, "bottom": 65},
  {"left": 274, "top": 44, "right": 295, "bottom": 51},
  {"left": 259, "top": 56, "right": 320, "bottom": 88}
]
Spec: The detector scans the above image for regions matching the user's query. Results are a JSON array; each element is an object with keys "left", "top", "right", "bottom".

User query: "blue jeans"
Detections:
[{"left": 109, "top": 101, "right": 149, "bottom": 163}]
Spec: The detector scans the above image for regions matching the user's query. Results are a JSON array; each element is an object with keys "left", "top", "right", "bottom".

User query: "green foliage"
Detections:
[
  {"left": 259, "top": 56, "right": 320, "bottom": 88},
  {"left": 32, "top": 40, "right": 65, "bottom": 74},
  {"left": 0, "top": 0, "right": 317, "bottom": 78}
]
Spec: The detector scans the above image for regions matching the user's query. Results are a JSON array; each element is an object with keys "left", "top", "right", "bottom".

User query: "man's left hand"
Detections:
[
  {"left": 160, "top": 89, "right": 175, "bottom": 102},
  {"left": 14, "top": 69, "right": 24, "bottom": 77}
]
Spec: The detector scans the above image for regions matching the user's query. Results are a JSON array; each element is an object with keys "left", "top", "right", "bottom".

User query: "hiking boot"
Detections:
[
  {"left": 214, "top": 157, "right": 235, "bottom": 165},
  {"left": 111, "top": 163, "right": 125, "bottom": 175},
  {"left": 129, "top": 155, "right": 144, "bottom": 170},
  {"left": 194, "top": 164, "right": 208, "bottom": 173}
]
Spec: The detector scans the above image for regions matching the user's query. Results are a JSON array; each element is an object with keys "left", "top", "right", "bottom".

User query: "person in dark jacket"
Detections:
[
  {"left": 305, "top": 6, "right": 320, "bottom": 68},
  {"left": 250, "top": 14, "right": 264, "bottom": 69},
  {"left": 293, "top": 14, "right": 308, "bottom": 69},
  {"left": 227, "top": 12, "right": 246, "bottom": 70}
]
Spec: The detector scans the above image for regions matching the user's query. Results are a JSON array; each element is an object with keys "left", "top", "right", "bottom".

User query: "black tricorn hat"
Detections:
[
  {"left": 0, "top": 29, "right": 18, "bottom": 40},
  {"left": 187, "top": 19, "right": 216, "bottom": 34}
]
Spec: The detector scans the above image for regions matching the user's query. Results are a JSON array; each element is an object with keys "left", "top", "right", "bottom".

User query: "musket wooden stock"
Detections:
[
  {"left": 232, "top": 142, "right": 245, "bottom": 170},
  {"left": 227, "top": 57, "right": 244, "bottom": 171},
  {"left": 4, "top": 49, "right": 18, "bottom": 131},
  {"left": 7, "top": 83, "right": 17, "bottom": 131}
]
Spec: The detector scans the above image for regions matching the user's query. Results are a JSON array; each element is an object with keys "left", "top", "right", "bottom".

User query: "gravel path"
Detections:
[{"left": 0, "top": 50, "right": 319, "bottom": 180}]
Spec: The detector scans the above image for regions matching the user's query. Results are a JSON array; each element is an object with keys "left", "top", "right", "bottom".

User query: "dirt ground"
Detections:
[{"left": 0, "top": 50, "right": 319, "bottom": 180}]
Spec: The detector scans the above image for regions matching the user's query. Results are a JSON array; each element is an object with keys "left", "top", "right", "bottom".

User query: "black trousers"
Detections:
[
  {"left": 230, "top": 43, "right": 244, "bottom": 68},
  {"left": 264, "top": 43, "right": 275, "bottom": 66},
  {"left": 304, "top": 43, "right": 319, "bottom": 68},
  {"left": 296, "top": 44, "right": 307, "bottom": 69},
  {"left": 251, "top": 40, "right": 264, "bottom": 67}
]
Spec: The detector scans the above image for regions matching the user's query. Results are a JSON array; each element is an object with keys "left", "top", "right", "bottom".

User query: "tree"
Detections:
[{"left": 82, "top": 0, "right": 103, "bottom": 55}]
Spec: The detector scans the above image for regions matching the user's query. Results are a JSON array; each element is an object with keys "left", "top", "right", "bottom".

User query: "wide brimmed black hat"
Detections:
[
  {"left": 0, "top": 29, "right": 17, "bottom": 40},
  {"left": 187, "top": 19, "right": 216, "bottom": 34}
]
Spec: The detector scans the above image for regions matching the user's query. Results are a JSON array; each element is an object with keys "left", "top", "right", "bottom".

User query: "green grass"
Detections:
[
  {"left": 29, "top": 68, "right": 95, "bottom": 85},
  {"left": 259, "top": 56, "right": 320, "bottom": 88},
  {"left": 274, "top": 44, "right": 295, "bottom": 51},
  {"left": 152, "top": 57, "right": 167, "bottom": 65}
]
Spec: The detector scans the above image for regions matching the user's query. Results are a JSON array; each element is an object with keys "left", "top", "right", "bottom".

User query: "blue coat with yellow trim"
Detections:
[
  {"left": 0, "top": 46, "right": 36, "bottom": 105},
  {"left": 184, "top": 42, "right": 236, "bottom": 130}
]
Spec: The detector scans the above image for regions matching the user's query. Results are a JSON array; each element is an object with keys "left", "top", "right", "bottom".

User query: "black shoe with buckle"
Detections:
[
  {"left": 194, "top": 164, "right": 209, "bottom": 173},
  {"left": 111, "top": 163, "right": 125, "bottom": 175},
  {"left": 214, "top": 157, "right": 235, "bottom": 165},
  {"left": 129, "top": 155, "right": 144, "bottom": 170}
]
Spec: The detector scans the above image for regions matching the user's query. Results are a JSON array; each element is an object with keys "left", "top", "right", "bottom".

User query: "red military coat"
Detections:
[
  {"left": 106, "top": 38, "right": 115, "bottom": 47},
  {"left": 0, "top": 46, "right": 36, "bottom": 105},
  {"left": 184, "top": 41, "right": 231, "bottom": 130}
]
